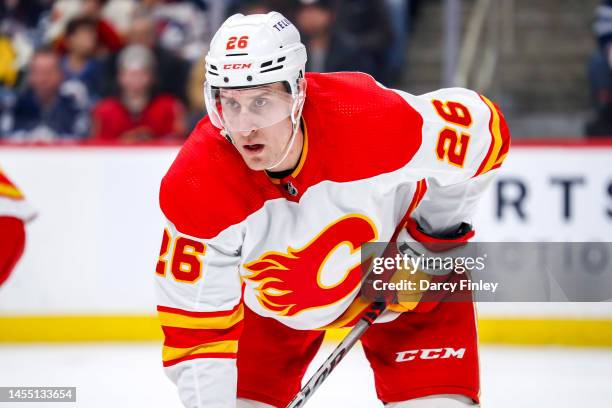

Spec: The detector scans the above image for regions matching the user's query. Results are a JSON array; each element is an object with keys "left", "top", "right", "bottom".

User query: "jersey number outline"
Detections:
[
  {"left": 156, "top": 229, "right": 206, "bottom": 284},
  {"left": 226, "top": 36, "right": 249, "bottom": 50},
  {"left": 432, "top": 99, "right": 472, "bottom": 168}
]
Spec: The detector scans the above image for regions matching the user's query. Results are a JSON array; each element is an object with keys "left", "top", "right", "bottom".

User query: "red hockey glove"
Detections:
[{"left": 387, "top": 218, "right": 475, "bottom": 313}]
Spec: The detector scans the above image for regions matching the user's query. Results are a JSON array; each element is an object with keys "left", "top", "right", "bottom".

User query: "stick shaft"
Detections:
[{"left": 285, "top": 302, "right": 386, "bottom": 408}]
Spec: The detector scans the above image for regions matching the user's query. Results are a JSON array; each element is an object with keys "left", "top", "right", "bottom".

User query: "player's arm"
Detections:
[
  {"left": 402, "top": 87, "right": 510, "bottom": 236},
  {"left": 156, "top": 182, "right": 244, "bottom": 408},
  {"left": 390, "top": 88, "right": 510, "bottom": 312},
  {"left": 0, "top": 216, "right": 26, "bottom": 286},
  {"left": 0, "top": 170, "right": 35, "bottom": 287}
]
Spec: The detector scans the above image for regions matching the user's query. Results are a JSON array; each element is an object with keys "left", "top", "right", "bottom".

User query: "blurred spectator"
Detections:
[
  {"left": 335, "top": 0, "right": 393, "bottom": 84},
  {"left": 61, "top": 16, "right": 103, "bottom": 103},
  {"left": 201, "top": 0, "right": 237, "bottom": 38},
  {"left": 0, "top": 47, "right": 90, "bottom": 141},
  {"left": 0, "top": 34, "right": 18, "bottom": 88},
  {"left": 186, "top": 58, "right": 206, "bottom": 131},
  {"left": 237, "top": 2, "right": 273, "bottom": 15},
  {"left": 295, "top": 0, "right": 380, "bottom": 76},
  {"left": 47, "top": 0, "right": 123, "bottom": 54},
  {"left": 227, "top": 1, "right": 295, "bottom": 18},
  {"left": 0, "top": 32, "right": 20, "bottom": 135},
  {"left": 230, "top": 0, "right": 395, "bottom": 84},
  {"left": 100, "top": 0, "right": 138, "bottom": 37},
  {"left": 137, "top": 0, "right": 210, "bottom": 61},
  {"left": 383, "top": 0, "right": 410, "bottom": 86},
  {"left": 0, "top": 0, "right": 53, "bottom": 82},
  {"left": 92, "top": 45, "right": 186, "bottom": 142},
  {"left": 587, "top": 0, "right": 612, "bottom": 137},
  {"left": 100, "top": 12, "right": 191, "bottom": 104},
  {"left": 0, "top": 0, "right": 51, "bottom": 29}
]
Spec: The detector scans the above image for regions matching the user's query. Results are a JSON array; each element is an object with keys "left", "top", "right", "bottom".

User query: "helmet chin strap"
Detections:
[
  {"left": 265, "top": 118, "right": 300, "bottom": 171},
  {"left": 265, "top": 87, "right": 305, "bottom": 171},
  {"left": 221, "top": 116, "right": 300, "bottom": 171}
]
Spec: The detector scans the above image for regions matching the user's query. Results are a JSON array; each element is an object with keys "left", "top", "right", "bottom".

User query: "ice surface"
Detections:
[{"left": 0, "top": 343, "right": 610, "bottom": 407}]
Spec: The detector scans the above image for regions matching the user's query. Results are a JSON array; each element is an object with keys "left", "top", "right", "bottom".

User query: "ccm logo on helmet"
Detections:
[
  {"left": 395, "top": 348, "right": 466, "bottom": 362},
  {"left": 223, "top": 63, "right": 252, "bottom": 70}
]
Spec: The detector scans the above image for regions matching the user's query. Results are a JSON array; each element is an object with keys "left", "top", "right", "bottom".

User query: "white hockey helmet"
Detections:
[{"left": 204, "top": 12, "right": 307, "bottom": 131}]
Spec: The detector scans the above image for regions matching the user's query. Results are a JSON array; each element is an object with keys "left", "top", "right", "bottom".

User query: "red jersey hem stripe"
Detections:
[
  {"left": 157, "top": 303, "right": 241, "bottom": 318},
  {"left": 162, "top": 352, "right": 237, "bottom": 367}
]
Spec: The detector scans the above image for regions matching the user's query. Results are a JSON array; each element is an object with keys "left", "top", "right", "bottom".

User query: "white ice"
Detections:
[{"left": 0, "top": 343, "right": 611, "bottom": 407}]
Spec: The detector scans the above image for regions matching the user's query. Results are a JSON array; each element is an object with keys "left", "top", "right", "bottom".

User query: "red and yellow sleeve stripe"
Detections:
[
  {"left": 473, "top": 95, "right": 511, "bottom": 177},
  {"left": 157, "top": 303, "right": 244, "bottom": 367},
  {"left": 0, "top": 171, "right": 24, "bottom": 200}
]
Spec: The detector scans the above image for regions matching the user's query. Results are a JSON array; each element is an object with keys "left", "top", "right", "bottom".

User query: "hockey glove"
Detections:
[{"left": 387, "top": 218, "right": 475, "bottom": 313}]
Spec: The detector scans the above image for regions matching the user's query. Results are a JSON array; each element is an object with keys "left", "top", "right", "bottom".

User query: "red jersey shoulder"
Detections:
[
  {"left": 303, "top": 72, "right": 423, "bottom": 181},
  {"left": 160, "top": 117, "right": 280, "bottom": 239}
]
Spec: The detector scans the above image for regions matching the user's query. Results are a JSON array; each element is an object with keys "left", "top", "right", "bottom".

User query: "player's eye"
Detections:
[
  {"left": 221, "top": 98, "right": 241, "bottom": 111},
  {"left": 253, "top": 98, "right": 268, "bottom": 109}
]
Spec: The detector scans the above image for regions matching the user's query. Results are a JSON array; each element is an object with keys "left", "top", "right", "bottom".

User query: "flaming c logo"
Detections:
[{"left": 244, "top": 215, "right": 378, "bottom": 317}]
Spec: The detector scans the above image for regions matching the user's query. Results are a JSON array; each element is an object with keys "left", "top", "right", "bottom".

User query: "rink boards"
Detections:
[{"left": 0, "top": 141, "right": 611, "bottom": 344}]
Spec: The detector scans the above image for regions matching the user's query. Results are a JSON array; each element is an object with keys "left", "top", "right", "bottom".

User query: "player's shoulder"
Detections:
[
  {"left": 417, "top": 87, "right": 506, "bottom": 121},
  {"left": 305, "top": 71, "right": 425, "bottom": 128},
  {"left": 407, "top": 87, "right": 511, "bottom": 177},
  {"left": 160, "top": 117, "right": 275, "bottom": 239},
  {"left": 423, "top": 87, "right": 510, "bottom": 141},
  {"left": 162, "top": 116, "right": 228, "bottom": 177},
  {"left": 303, "top": 72, "right": 424, "bottom": 173},
  {"left": 305, "top": 71, "right": 404, "bottom": 107},
  {"left": 305, "top": 71, "right": 380, "bottom": 89}
]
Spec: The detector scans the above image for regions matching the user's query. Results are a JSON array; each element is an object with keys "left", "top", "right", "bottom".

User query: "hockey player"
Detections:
[
  {"left": 0, "top": 169, "right": 34, "bottom": 287},
  {"left": 155, "top": 12, "right": 510, "bottom": 408}
]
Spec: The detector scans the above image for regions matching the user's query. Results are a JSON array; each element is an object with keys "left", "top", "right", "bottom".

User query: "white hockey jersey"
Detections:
[{"left": 155, "top": 72, "right": 510, "bottom": 407}]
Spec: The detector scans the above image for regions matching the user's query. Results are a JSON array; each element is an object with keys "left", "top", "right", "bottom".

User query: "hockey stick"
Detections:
[{"left": 285, "top": 300, "right": 387, "bottom": 408}]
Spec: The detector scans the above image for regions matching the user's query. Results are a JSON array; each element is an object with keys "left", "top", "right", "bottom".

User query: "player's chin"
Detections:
[{"left": 241, "top": 154, "right": 269, "bottom": 171}]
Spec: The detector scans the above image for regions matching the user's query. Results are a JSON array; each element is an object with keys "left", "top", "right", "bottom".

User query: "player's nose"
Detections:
[
  {"left": 234, "top": 112, "right": 259, "bottom": 134},
  {"left": 234, "top": 128, "right": 257, "bottom": 140}
]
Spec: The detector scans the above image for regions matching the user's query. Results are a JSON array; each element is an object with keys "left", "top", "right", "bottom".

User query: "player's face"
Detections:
[
  {"left": 119, "top": 67, "right": 153, "bottom": 95},
  {"left": 218, "top": 83, "right": 298, "bottom": 171}
]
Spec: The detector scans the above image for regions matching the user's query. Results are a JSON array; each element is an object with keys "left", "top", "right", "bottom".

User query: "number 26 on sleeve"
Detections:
[
  {"left": 431, "top": 99, "right": 472, "bottom": 168},
  {"left": 156, "top": 229, "right": 206, "bottom": 284}
]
